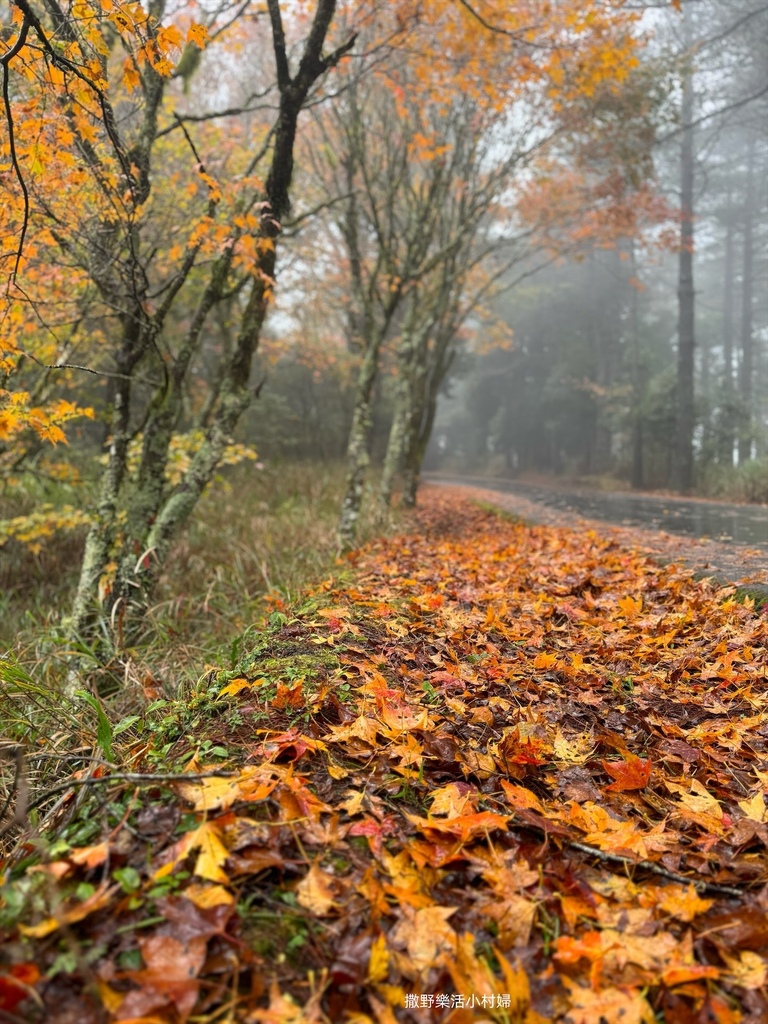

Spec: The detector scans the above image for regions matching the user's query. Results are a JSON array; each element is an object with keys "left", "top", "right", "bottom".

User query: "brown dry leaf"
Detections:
[
  {"left": 478, "top": 891, "right": 536, "bottom": 950},
  {"left": 562, "top": 978, "right": 655, "bottom": 1024},
  {"left": 470, "top": 704, "right": 494, "bottom": 725},
  {"left": 389, "top": 905, "right": 457, "bottom": 974},
  {"left": 120, "top": 933, "right": 207, "bottom": 1022}
]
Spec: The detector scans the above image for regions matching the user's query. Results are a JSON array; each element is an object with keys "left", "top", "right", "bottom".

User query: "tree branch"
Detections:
[
  {"left": 1, "top": 17, "right": 31, "bottom": 281},
  {"left": 656, "top": 81, "right": 768, "bottom": 144},
  {"left": 267, "top": 0, "right": 291, "bottom": 90}
]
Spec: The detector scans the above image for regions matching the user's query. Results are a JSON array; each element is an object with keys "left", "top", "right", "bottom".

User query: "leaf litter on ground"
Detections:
[{"left": 2, "top": 486, "right": 768, "bottom": 1022}]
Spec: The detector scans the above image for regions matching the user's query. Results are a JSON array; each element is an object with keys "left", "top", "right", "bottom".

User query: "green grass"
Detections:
[
  {"left": 731, "top": 584, "right": 768, "bottom": 610},
  {"left": 2, "top": 460, "right": 383, "bottom": 689},
  {"left": 0, "top": 460, "right": 391, "bottom": 860}
]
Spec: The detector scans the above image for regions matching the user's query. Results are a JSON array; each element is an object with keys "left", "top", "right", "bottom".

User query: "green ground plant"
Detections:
[{"left": 0, "top": 460, "right": 389, "bottom": 864}]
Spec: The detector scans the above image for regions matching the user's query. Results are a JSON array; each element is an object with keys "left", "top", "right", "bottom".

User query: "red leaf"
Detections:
[{"left": 601, "top": 754, "right": 652, "bottom": 792}]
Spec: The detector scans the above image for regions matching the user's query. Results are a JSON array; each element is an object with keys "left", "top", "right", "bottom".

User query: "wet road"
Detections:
[{"left": 430, "top": 476, "right": 768, "bottom": 549}]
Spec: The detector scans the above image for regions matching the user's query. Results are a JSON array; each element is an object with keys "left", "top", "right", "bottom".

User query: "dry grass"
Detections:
[{"left": 2, "top": 458, "right": 387, "bottom": 699}]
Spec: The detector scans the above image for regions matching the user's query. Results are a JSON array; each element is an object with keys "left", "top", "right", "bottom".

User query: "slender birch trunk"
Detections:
[
  {"left": 737, "top": 138, "right": 756, "bottom": 465},
  {"left": 720, "top": 203, "right": 736, "bottom": 466},
  {"left": 672, "top": 12, "right": 695, "bottom": 495}
]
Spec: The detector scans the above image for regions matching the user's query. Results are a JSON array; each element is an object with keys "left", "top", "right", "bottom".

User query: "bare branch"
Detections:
[{"left": 1, "top": 17, "right": 31, "bottom": 282}]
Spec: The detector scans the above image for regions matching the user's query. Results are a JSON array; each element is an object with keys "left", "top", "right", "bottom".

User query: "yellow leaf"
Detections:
[
  {"left": 722, "top": 950, "right": 767, "bottom": 990},
  {"left": 177, "top": 766, "right": 279, "bottom": 811},
  {"left": 157, "top": 23, "right": 183, "bottom": 53},
  {"left": 552, "top": 728, "right": 595, "bottom": 766},
  {"left": 666, "top": 778, "right": 722, "bottom": 815},
  {"left": 153, "top": 57, "right": 174, "bottom": 76},
  {"left": 533, "top": 651, "right": 557, "bottom": 670},
  {"left": 618, "top": 594, "right": 643, "bottom": 617},
  {"left": 18, "top": 883, "right": 117, "bottom": 938},
  {"left": 327, "top": 714, "right": 380, "bottom": 748},
  {"left": 191, "top": 821, "right": 230, "bottom": 883},
  {"left": 338, "top": 789, "right": 365, "bottom": 815},
  {"left": 367, "top": 933, "right": 389, "bottom": 983},
  {"left": 122, "top": 60, "right": 141, "bottom": 92},
  {"left": 429, "top": 783, "right": 475, "bottom": 817},
  {"left": 296, "top": 862, "right": 337, "bottom": 916},
  {"left": 652, "top": 884, "right": 713, "bottom": 922},
  {"left": 186, "top": 22, "right": 208, "bottom": 48},
  {"left": 738, "top": 791, "right": 768, "bottom": 823},
  {"left": 156, "top": 820, "right": 230, "bottom": 884},
  {"left": 96, "top": 980, "right": 123, "bottom": 1014},
  {"left": 184, "top": 883, "right": 234, "bottom": 908},
  {"left": 218, "top": 676, "right": 265, "bottom": 697},
  {"left": 562, "top": 977, "right": 655, "bottom": 1024}
]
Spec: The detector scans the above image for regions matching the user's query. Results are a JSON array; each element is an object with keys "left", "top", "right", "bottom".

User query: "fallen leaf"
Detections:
[
  {"left": 18, "top": 883, "right": 117, "bottom": 938},
  {"left": 367, "top": 933, "right": 389, "bottom": 983},
  {"left": 601, "top": 753, "right": 652, "bottom": 792},
  {"left": 296, "top": 862, "right": 338, "bottom": 915},
  {"left": 389, "top": 904, "right": 457, "bottom": 975}
]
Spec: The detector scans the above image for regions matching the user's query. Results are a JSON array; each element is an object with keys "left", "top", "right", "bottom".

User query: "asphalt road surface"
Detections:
[{"left": 428, "top": 475, "right": 768, "bottom": 550}]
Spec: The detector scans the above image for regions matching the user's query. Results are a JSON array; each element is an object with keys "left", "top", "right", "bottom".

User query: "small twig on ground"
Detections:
[
  {"left": 27, "top": 768, "right": 239, "bottom": 812},
  {"left": 0, "top": 769, "right": 238, "bottom": 841},
  {"left": 566, "top": 839, "right": 746, "bottom": 900}
]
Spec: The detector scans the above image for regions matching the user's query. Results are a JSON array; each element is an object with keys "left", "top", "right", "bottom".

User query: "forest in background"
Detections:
[{"left": 0, "top": 0, "right": 766, "bottom": 675}]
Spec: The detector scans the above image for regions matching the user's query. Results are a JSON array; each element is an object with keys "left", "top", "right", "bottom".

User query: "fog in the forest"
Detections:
[{"left": 422, "top": 4, "right": 767, "bottom": 501}]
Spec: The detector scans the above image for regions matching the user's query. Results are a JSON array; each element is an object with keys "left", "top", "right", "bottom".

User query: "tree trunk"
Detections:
[
  {"left": 672, "top": 22, "right": 695, "bottom": 495},
  {"left": 65, "top": 0, "right": 352, "bottom": 679},
  {"left": 737, "top": 139, "right": 756, "bottom": 465},
  {"left": 720, "top": 203, "right": 736, "bottom": 466},
  {"left": 378, "top": 297, "right": 422, "bottom": 510},
  {"left": 400, "top": 387, "right": 436, "bottom": 508},
  {"left": 379, "top": 399, "right": 407, "bottom": 510},
  {"left": 338, "top": 340, "right": 382, "bottom": 548},
  {"left": 628, "top": 243, "right": 644, "bottom": 490}
]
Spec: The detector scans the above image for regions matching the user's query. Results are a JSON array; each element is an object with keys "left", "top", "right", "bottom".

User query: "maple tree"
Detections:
[
  {"left": 296, "top": 1, "right": 676, "bottom": 545},
  {"left": 1, "top": 0, "right": 680, "bottom": 628},
  {"left": 1, "top": 0, "right": 355, "bottom": 657},
  {"left": 2, "top": 485, "right": 768, "bottom": 1020}
]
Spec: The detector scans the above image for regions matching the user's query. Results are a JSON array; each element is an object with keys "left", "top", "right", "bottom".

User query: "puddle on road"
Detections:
[{"left": 434, "top": 478, "right": 768, "bottom": 550}]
